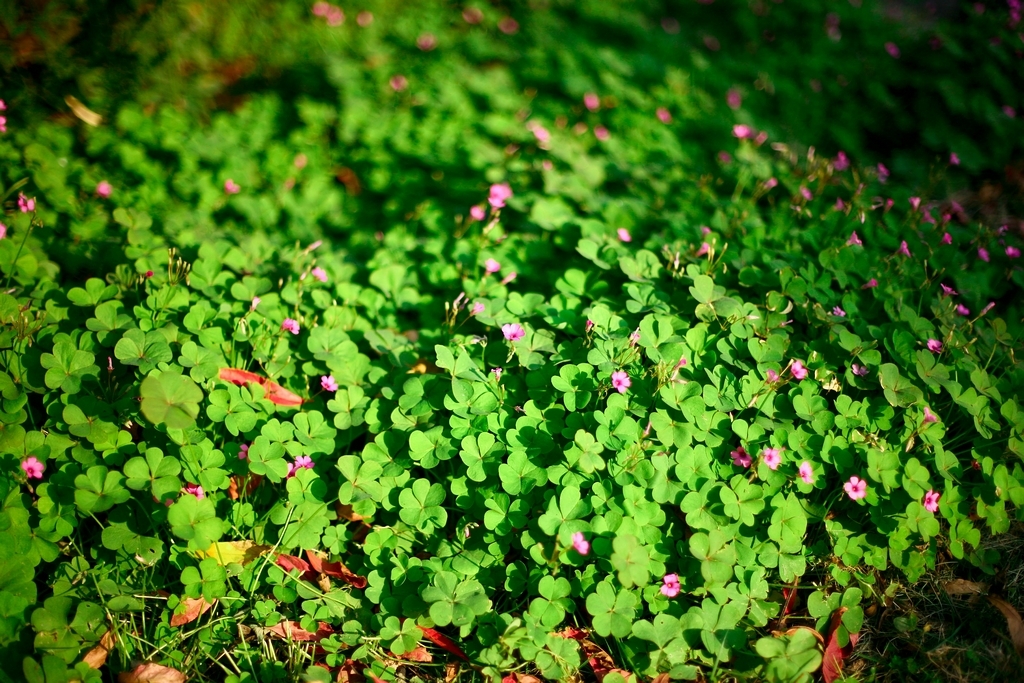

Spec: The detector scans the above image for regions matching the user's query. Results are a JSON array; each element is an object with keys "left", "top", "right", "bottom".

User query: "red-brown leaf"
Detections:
[
  {"left": 399, "top": 645, "right": 433, "bottom": 662},
  {"left": 306, "top": 550, "right": 367, "bottom": 589},
  {"left": 228, "top": 473, "right": 262, "bottom": 500},
  {"left": 822, "top": 607, "right": 859, "bottom": 683},
  {"left": 276, "top": 553, "right": 314, "bottom": 579},
  {"left": 987, "top": 595, "right": 1024, "bottom": 656},
  {"left": 218, "top": 368, "right": 304, "bottom": 406},
  {"left": 117, "top": 663, "right": 186, "bottom": 683},
  {"left": 267, "top": 620, "right": 333, "bottom": 642},
  {"left": 170, "top": 597, "right": 214, "bottom": 627},
  {"left": 83, "top": 630, "right": 116, "bottom": 668},
  {"left": 418, "top": 626, "right": 469, "bottom": 661}
]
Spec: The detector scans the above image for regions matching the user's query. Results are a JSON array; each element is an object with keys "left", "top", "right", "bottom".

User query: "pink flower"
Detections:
[
  {"left": 942, "top": 232, "right": 952, "bottom": 245},
  {"left": 718, "top": 151, "right": 732, "bottom": 164},
  {"left": 885, "top": 42, "right": 900, "bottom": 58},
  {"left": 926, "top": 338, "right": 943, "bottom": 353},
  {"left": 766, "top": 369, "right": 779, "bottom": 382},
  {"left": 0, "top": 223, "right": 6, "bottom": 240},
  {"left": 326, "top": 6, "right": 344, "bottom": 26},
  {"left": 731, "top": 447, "right": 752, "bottom": 468},
  {"left": 863, "top": 278, "right": 879, "bottom": 289},
  {"left": 656, "top": 107, "right": 672, "bottom": 123},
  {"left": 732, "top": 124, "right": 753, "bottom": 139},
  {"left": 852, "top": 364, "right": 868, "bottom": 377},
  {"left": 471, "top": 302, "right": 485, "bottom": 315},
  {"left": 629, "top": 328, "right": 641, "bottom": 345},
  {"left": 617, "top": 228, "right": 632, "bottom": 243},
  {"left": 923, "top": 406, "right": 939, "bottom": 424},
  {"left": 800, "top": 187, "right": 813, "bottom": 201},
  {"left": 834, "top": 151, "right": 849, "bottom": 171},
  {"left": 502, "top": 323, "right": 525, "bottom": 342},
  {"left": 0, "top": 100, "right": 5, "bottom": 110},
  {"left": 21, "top": 456, "right": 44, "bottom": 480},
  {"left": 844, "top": 476, "right": 868, "bottom": 500},
  {"left": 585, "top": 319, "right": 595, "bottom": 333},
  {"left": 909, "top": 197, "right": 921, "bottom": 211},
  {"left": 488, "top": 183, "right": 513, "bottom": 209},
  {"left": 500, "top": 271, "right": 518, "bottom": 286},
  {"left": 0, "top": 116, "right": 6, "bottom": 133},
  {"left": 594, "top": 126, "right": 610, "bottom": 141},
  {"left": 923, "top": 490, "right": 941, "bottom": 513},
  {"left": 96, "top": 180, "right": 113, "bottom": 198},
  {"left": 1007, "top": 246, "right": 1021, "bottom": 258},
  {"left": 470, "top": 205, "right": 486, "bottom": 221},
  {"left": 288, "top": 455, "right": 315, "bottom": 478},
  {"left": 311, "top": 267, "right": 328, "bottom": 283},
  {"left": 798, "top": 462, "right": 815, "bottom": 484},
  {"left": 956, "top": 303, "right": 970, "bottom": 316},
  {"left": 611, "top": 370, "right": 631, "bottom": 394},
  {"left": 981, "top": 302, "right": 996, "bottom": 316},
  {"left": 676, "top": 357, "right": 688, "bottom": 368},
  {"left": 584, "top": 93, "right": 600, "bottom": 111},
  {"left": 492, "top": 367, "right": 503, "bottom": 381},
  {"left": 462, "top": 7, "right": 482, "bottom": 23},
  {"left": 832, "top": 306, "right": 846, "bottom": 317},
  {"left": 18, "top": 194, "right": 35, "bottom": 212},
  {"left": 877, "top": 163, "right": 890, "bottom": 183},
  {"left": 940, "top": 284, "right": 957, "bottom": 296},
  {"left": 727, "top": 88, "right": 742, "bottom": 109},
  {"left": 312, "top": 2, "right": 330, "bottom": 16},
  {"left": 321, "top": 375, "right": 338, "bottom": 392},
  {"left": 763, "top": 177, "right": 778, "bottom": 190},
  {"left": 306, "top": 240, "right": 323, "bottom": 252},
  {"left": 530, "top": 124, "right": 550, "bottom": 143},
  {"left": 358, "top": 11, "right": 373, "bottom": 25},
  {"left": 183, "top": 484, "right": 205, "bottom": 499},
  {"left": 762, "top": 448, "right": 782, "bottom": 470},
  {"left": 696, "top": 242, "right": 711, "bottom": 256},
  {"left": 950, "top": 153, "right": 960, "bottom": 166},
  {"left": 485, "top": 258, "right": 501, "bottom": 274},
  {"left": 239, "top": 443, "right": 250, "bottom": 460},
  {"left": 417, "top": 33, "right": 437, "bottom": 50},
  {"left": 571, "top": 531, "right": 590, "bottom": 555},
  {"left": 835, "top": 198, "right": 845, "bottom": 211},
  {"left": 847, "top": 231, "right": 862, "bottom": 247},
  {"left": 1004, "top": 105, "right": 1017, "bottom": 118},
  {"left": 898, "top": 241, "right": 911, "bottom": 257},
  {"left": 498, "top": 17, "right": 519, "bottom": 34},
  {"left": 790, "top": 360, "right": 808, "bottom": 380},
  {"left": 660, "top": 574, "right": 681, "bottom": 598},
  {"left": 390, "top": 75, "right": 408, "bottom": 91},
  {"left": 282, "top": 318, "right": 300, "bottom": 335},
  {"left": 978, "top": 247, "right": 990, "bottom": 262},
  {"left": 224, "top": 179, "right": 240, "bottom": 194},
  {"left": 251, "top": 296, "right": 261, "bottom": 311}
]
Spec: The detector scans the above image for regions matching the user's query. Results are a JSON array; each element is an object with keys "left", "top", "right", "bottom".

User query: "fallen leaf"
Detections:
[
  {"left": 337, "top": 659, "right": 366, "bottom": 683},
  {"left": 219, "top": 368, "right": 304, "bottom": 406},
  {"left": 444, "top": 663, "right": 460, "bottom": 683},
  {"left": 419, "top": 626, "right": 469, "bottom": 661},
  {"left": 987, "top": 595, "right": 1024, "bottom": 656},
  {"left": 276, "top": 553, "right": 315, "bottom": 579},
  {"left": 822, "top": 607, "right": 859, "bottom": 683},
  {"left": 228, "top": 473, "right": 263, "bottom": 500},
  {"left": 267, "top": 620, "right": 334, "bottom": 642},
  {"left": 306, "top": 550, "right": 368, "bottom": 589},
  {"left": 553, "top": 627, "right": 632, "bottom": 682},
  {"left": 118, "top": 663, "right": 186, "bottom": 683},
  {"left": 170, "top": 596, "right": 214, "bottom": 627},
  {"left": 336, "top": 502, "right": 367, "bottom": 522},
  {"left": 197, "top": 540, "right": 270, "bottom": 566},
  {"left": 399, "top": 645, "right": 433, "bottom": 662},
  {"left": 83, "top": 629, "right": 116, "bottom": 668},
  {"left": 65, "top": 95, "right": 103, "bottom": 126},
  {"left": 944, "top": 579, "right": 988, "bottom": 596}
]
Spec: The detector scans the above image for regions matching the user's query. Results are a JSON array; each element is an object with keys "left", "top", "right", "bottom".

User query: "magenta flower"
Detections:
[
  {"left": 224, "top": 179, "right": 240, "bottom": 194},
  {"left": 727, "top": 88, "right": 742, "bottom": 109},
  {"left": 798, "top": 462, "right": 815, "bottom": 484},
  {"left": 488, "top": 183, "right": 513, "bottom": 209},
  {"left": 470, "top": 205, "right": 486, "bottom": 221},
  {"left": 941, "top": 232, "right": 952, "bottom": 245},
  {"left": 923, "top": 490, "right": 941, "bottom": 513},
  {"left": 926, "top": 338, "right": 943, "bottom": 353},
  {"left": 321, "top": 375, "right": 338, "bottom": 392},
  {"left": 96, "top": 180, "right": 113, "bottom": 198},
  {"left": 500, "top": 272, "right": 518, "bottom": 286},
  {"left": 923, "top": 406, "right": 939, "bottom": 424},
  {"left": 897, "top": 241, "right": 911, "bottom": 257},
  {"left": 733, "top": 124, "right": 753, "bottom": 139},
  {"left": 799, "top": 187, "right": 813, "bottom": 201},
  {"left": 1007, "top": 246, "right": 1021, "bottom": 258},
  {"left": 863, "top": 278, "right": 879, "bottom": 289},
  {"left": 484, "top": 258, "right": 501, "bottom": 274},
  {"left": 676, "top": 357, "right": 688, "bottom": 368},
  {"left": 1004, "top": 105, "right": 1017, "bottom": 118},
  {"left": 877, "top": 163, "right": 890, "bottom": 183},
  {"left": 660, "top": 574, "right": 681, "bottom": 598},
  {"left": 763, "top": 177, "right": 778, "bottom": 190},
  {"left": 584, "top": 93, "right": 600, "bottom": 111},
  {"left": 731, "top": 447, "right": 752, "bottom": 468},
  {"left": 956, "top": 303, "right": 970, "bottom": 316},
  {"left": 909, "top": 197, "right": 921, "bottom": 211},
  {"left": 311, "top": 267, "right": 328, "bottom": 283},
  {"left": 325, "top": 6, "right": 344, "bottom": 25},
  {"left": 832, "top": 306, "right": 846, "bottom": 317},
  {"left": 492, "top": 367, "right": 503, "bottom": 381},
  {"left": 0, "top": 223, "right": 6, "bottom": 240},
  {"left": 313, "top": 2, "right": 329, "bottom": 16},
  {"left": 978, "top": 248, "right": 990, "bottom": 262},
  {"left": 288, "top": 455, "right": 315, "bottom": 477},
  {"left": 834, "top": 151, "right": 849, "bottom": 171},
  {"left": 18, "top": 194, "right": 35, "bottom": 212},
  {"left": 571, "top": 531, "right": 590, "bottom": 555},
  {"left": 851, "top": 364, "right": 868, "bottom": 377},
  {"left": 282, "top": 318, "right": 300, "bottom": 335},
  {"left": 629, "top": 328, "right": 641, "bottom": 345},
  {"left": 390, "top": 75, "right": 408, "bottom": 92},
  {"left": 21, "top": 456, "right": 45, "bottom": 480},
  {"left": 950, "top": 153, "right": 960, "bottom": 166},
  {"left": 0, "top": 99, "right": 4, "bottom": 110},
  {"left": 251, "top": 296, "right": 261, "bottom": 311},
  {"left": 239, "top": 443, "right": 250, "bottom": 460},
  {"left": 502, "top": 323, "right": 525, "bottom": 342},
  {"left": 611, "top": 370, "right": 631, "bottom": 394},
  {"left": 762, "top": 448, "right": 782, "bottom": 470},
  {"left": 847, "top": 231, "right": 863, "bottom": 247},
  {"left": 530, "top": 124, "right": 550, "bottom": 143},
  {"left": 844, "top": 476, "right": 868, "bottom": 500},
  {"left": 0, "top": 116, "right": 6, "bottom": 133},
  {"left": 471, "top": 302, "right": 485, "bottom": 315},
  {"left": 617, "top": 228, "right": 632, "bottom": 243},
  {"left": 656, "top": 107, "right": 672, "bottom": 123},
  {"left": 594, "top": 126, "right": 610, "bottom": 141},
  {"left": 585, "top": 319, "right": 595, "bottom": 332},
  {"left": 981, "top": 302, "right": 996, "bottom": 316},
  {"left": 885, "top": 42, "right": 900, "bottom": 58},
  {"left": 183, "top": 484, "right": 205, "bottom": 499},
  {"left": 416, "top": 33, "right": 437, "bottom": 51},
  {"left": 940, "top": 284, "right": 957, "bottom": 297},
  {"left": 790, "top": 360, "right": 808, "bottom": 380},
  {"left": 766, "top": 369, "right": 779, "bottom": 382},
  {"left": 834, "top": 198, "right": 845, "bottom": 211},
  {"left": 696, "top": 242, "right": 711, "bottom": 257}
]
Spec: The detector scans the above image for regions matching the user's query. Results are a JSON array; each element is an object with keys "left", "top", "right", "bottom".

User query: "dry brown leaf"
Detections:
[
  {"left": 267, "top": 620, "right": 334, "bottom": 642},
  {"left": 83, "top": 629, "right": 115, "bottom": 668},
  {"left": 170, "top": 596, "right": 214, "bottom": 627},
  {"left": 305, "top": 550, "right": 368, "bottom": 589},
  {"left": 65, "top": 95, "right": 103, "bottom": 126},
  {"left": 444, "top": 663, "right": 460, "bottom": 683},
  {"left": 336, "top": 502, "right": 367, "bottom": 522},
  {"left": 337, "top": 659, "right": 366, "bottom": 683},
  {"left": 987, "top": 595, "right": 1024, "bottom": 656},
  {"left": 117, "top": 663, "right": 186, "bottom": 683},
  {"left": 944, "top": 579, "right": 988, "bottom": 596},
  {"left": 399, "top": 645, "right": 433, "bottom": 663}
]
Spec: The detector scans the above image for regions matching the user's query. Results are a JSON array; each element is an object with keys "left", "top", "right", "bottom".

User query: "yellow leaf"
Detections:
[{"left": 196, "top": 540, "right": 270, "bottom": 565}]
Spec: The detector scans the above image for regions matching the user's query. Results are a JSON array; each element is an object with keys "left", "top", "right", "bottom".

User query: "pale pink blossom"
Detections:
[
  {"left": 492, "top": 367, "right": 503, "bottom": 381},
  {"left": 251, "top": 296, "right": 261, "bottom": 311},
  {"left": 470, "top": 205, "right": 486, "bottom": 221},
  {"left": 923, "top": 490, "right": 941, "bottom": 513},
  {"left": 311, "top": 267, "right": 328, "bottom": 283},
  {"left": 863, "top": 278, "right": 879, "bottom": 289},
  {"left": 798, "top": 462, "right": 815, "bottom": 484},
  {"left": 800, "top": 186, "right": 813, "bottom": 201},
  {"left": 488, "top": 183, "right": 513, "bottom": 209},
  {"left": 326, "top": 6, "right": 344, "bottom": 26},
  {"left": 847, "top": 231, "right": 862, "bottom": 247},
  {"left": 956, "top": 303, "right": 970, "bottom": 316},
  {"left": 656, "top": 107, "right": 672, "bottom": 123},
  {"left": 224, "top": 179, "right": 240, "bottom": 194},
  {"left": 660, "top": 573, "right": 681, "bottom": 598},
  {"left": 471, "top": 302, "right": 485, "bottom": 315},
  {"left": 834, "top": 151, "right": 849, "bottom": 171},
  {"left": 940, "top": 284, "right": 957, "bottom": 296},
  {"left": 282, "top": 318, "right": 300, "bottom": 335},
  {"left": 571, "top": 531, "right": 590, "bottom": 555},
  {"left": 183, "top": 483, "right": 205, "bottom": 499},
  {"left": 852, "top": 364, "right": 868, "bottom": 377},
  {"left": 390, "top": 75, "right": 408, "bottom": 92},
  {"left": 1007, "top": 246, "right": 1021, "bottom": 258},
  {"left": 502, "top": 323, "right": 525, "bottom": 342},
  {"left": 732, "top": 124, "right": 753, "bottom": 139},
  {"left": 321, "top": 375, "right": 338, "bottom": 392},
  {"left": 978, "top": 247, "right": 990, "bottom": 262},
  {"left": 485, "top": 258, "right": 501, "bottom": 274},
  {"left": 762, "top": 448, "right": 782, "bottom": 470},
  {"left": 909, "top": 197, "right": 921, "bottom": 211},
  {"left": 950, "top": 153, "right": 960, "bottom": 166},
  {"left": 629, "top": 328, "right": 641, "bottom": 345},
  {"left": 898, "top": 241, "right": 911, "bottom": 257},
  {"left": 0, "top": 116, "right": 6, "bottom": 133},
  {"left": 844, "top": 476, "right": 867, "bottom": 500},
  {"left": 0, "top": 223, "right": 6, "bottom": 240},
  {"left": 500, "top": 272, "right": 517, "bottom": 285},
  {"left": 696, "top": 242, "right": 710, "bottom": 256},
  {"left": 21, "top": 457, "right": 44, "bottom": 479},
  {"left": 727, "top": 88, "right": 742, "bottom": 109},
  {"left": 731, "top": 447, "right": 752, "bottom": 468},
  {"left": 312, "top": 2, "right": 329, "bottom": 16},
  {"left": 766, "top": 369, "right": 779, "bottom": 382},
  {"left": 18, "top": 194, "right": 35, "bottom": 212},
  {"left": 611, "top": 370, "right": 631, "bottom": 393},
  {"left": 981, "top": 301, "right": 996, "bottom": 316},
  {"left": 832, "top": 306, "right": 846, "bottom": 317},
  {"left": 239, "top": 443, "right": 250, "bottom": 460},
  {"left": 941, "top": 232, "right": 953, "bottom": 245},
  {"left": 594, "top": 126, "right": 610, "bottom": 141},
  {"left": 617, "top": 228, "right": 632, "bottom": 243},
  {"left": 926, "top": 338, "right": 943, "bottom": 353},
  {"left": 923, "top": 406, "right": 939, "bottom": 424},
  {"left": 877, "top": 163, "right": 890, "bottom": 183},
  {"left": 763, "top": 177, "right": 778, "bottom": 190},
  {"left": 790, "top": 360, "right": 808, "bottom": 380},
  {"left": 288, "top": 455, "right": 315, "bottom": 478},
  {"left": 96, "top": 180, "right": 112, "bottom": 198},
  {"left": 584, "top": 93, "right": 600, "bottom": 111}
]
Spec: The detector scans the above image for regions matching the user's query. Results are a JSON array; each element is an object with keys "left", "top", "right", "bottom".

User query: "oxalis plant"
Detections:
[{"left": 1, "top": 136, "right": 1023, "bottom": 683}]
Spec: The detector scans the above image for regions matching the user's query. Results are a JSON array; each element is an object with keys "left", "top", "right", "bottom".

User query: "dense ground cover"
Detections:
[{"left": 1, "top": 1, "right": 1023, "bottom": 681}]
